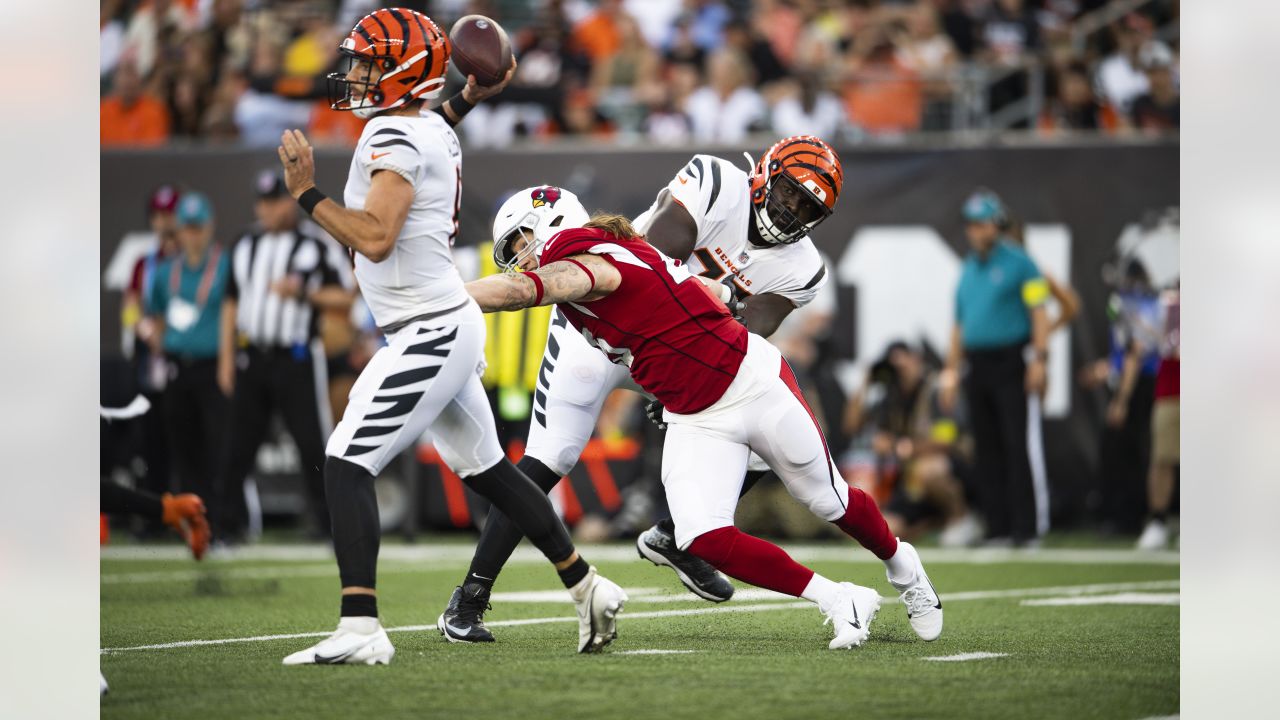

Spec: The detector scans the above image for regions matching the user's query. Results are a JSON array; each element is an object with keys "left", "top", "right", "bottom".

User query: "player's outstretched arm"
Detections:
[
  {"left": 466, "top": 254, "right": 620, "bottom": 312},
  {"left": 278, "top": 129, "right": 412, "bottom": 262},
  {"left": 739, "top": 292, "right": 797, "bottom": 338}
]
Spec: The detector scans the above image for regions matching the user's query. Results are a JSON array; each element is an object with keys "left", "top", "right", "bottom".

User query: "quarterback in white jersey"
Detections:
[
  {"left": 438, "top": 136, "right": 931, "bottom": 647},
  {"left": 275, "top": 8, "right": 626, "bottom": 666}
]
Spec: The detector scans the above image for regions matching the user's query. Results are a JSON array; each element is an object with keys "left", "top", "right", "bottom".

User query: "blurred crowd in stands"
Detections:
[{"left": 101, "top": 0, "right": 1180, "bottom": 148}]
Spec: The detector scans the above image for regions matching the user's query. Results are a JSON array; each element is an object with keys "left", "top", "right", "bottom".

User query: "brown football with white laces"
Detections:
[{"left": 448, "top": 15, "right": 512, "bottom": 86}]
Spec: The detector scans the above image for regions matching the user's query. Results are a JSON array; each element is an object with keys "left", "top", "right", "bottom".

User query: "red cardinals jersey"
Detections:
[{"left": 539, "top": 227, "right": 748, "bottom": 414}]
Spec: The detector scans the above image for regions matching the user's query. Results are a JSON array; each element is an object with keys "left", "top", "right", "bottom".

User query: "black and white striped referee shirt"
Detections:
[{"left": 226, "top": 228, "right": 351, "bottom": 348}]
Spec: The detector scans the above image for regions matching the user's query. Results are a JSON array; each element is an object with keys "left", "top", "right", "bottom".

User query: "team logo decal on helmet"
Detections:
[
  {"left": 492, "top": 186, "right": 590, "bottom": 272},
  {"left": 748, "top": 135, "right": 843, "bottom": 245},
  {"left": 328, "top": 8, "right": 451, "bottom": 119},
  {"left": 530, "top": 187, "right": 562, "bottom": 209}
]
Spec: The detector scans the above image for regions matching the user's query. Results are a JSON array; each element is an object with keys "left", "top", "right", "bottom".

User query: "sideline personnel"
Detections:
[
  {"left": 218, "top": 170, "right": 355, "bottom": 540},
  {"left": 149, "top": 192, "right": 232, "bottom": 534},
  {"left": 941, "top": 188, "right": 1050, "bottom": 546}
]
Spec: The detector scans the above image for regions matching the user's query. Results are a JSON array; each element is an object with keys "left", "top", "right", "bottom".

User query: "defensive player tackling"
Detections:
[
  {"left": 440, "top": 137, "right": 942, "bottom": 648},
  {"left": 462, "top": 198, "right": 943, "bottom": 649}
]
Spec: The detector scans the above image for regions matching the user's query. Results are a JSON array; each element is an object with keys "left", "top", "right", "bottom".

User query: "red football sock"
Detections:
[
  {"left": 832, "top": 486, "right": 899, "bottom": 560},
  {"left": 686, "top": 526, "right": 814, "bottom": 597}
]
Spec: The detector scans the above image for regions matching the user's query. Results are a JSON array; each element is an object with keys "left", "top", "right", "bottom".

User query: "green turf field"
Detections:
[{"left": 101, "top": 541, "right": 1179, "bottom": 719}]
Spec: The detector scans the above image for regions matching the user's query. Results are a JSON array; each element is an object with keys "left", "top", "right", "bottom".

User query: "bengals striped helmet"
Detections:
[
  {"left": 748, "top": 136, "right": 843, "bottom": 245},
  {"left": 328, "top": 8, "right": 450, "bottom": 119}
]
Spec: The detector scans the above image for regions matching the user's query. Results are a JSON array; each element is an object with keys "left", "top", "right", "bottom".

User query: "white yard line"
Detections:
[
  {"left": 923, "top": 652, "right": 1010, "bottom": 662},
  {"left": 617, "top": 649, "right": 698, "bottom": 655},
  {"left": 1021, "top": 592, "right": 1180, "bottom": 607},
  {"left": 101, "top": 579, "right": 1178, "bottom": 654},
  {"left": 101, "top": 543, "right": 1179, "bottom": 566}
]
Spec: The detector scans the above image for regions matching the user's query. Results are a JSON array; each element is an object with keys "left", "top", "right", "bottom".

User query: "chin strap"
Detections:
[{"left": 741, "top": 151, "right": 756, "bottom": 171}]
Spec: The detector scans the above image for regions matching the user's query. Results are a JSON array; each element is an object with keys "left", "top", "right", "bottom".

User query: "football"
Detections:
[{"left": 449, "top": 14, "right": 513, "bottom": 87}]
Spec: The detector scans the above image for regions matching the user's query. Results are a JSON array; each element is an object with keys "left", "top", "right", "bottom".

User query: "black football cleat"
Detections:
[
  {"left": 636, "top": 523, "right": 734, "bottom": 603},
  {"left": 437, "top": 583, "right": 496, "bottom": 643}
]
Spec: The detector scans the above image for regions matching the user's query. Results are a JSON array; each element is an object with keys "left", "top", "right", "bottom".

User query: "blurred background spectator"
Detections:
[
  {"left": 1080, "top": 259, "right": 1162, "bottom": 535},
  {"left": 845, "top": 341, "right": 982, "bottom": 546},
  {"left": 1137, "top": 281, "right": 1178, "bottom": 550},
  {"left": 97, "top": 0, "right": 1179, "bottom": 148},
  {"left": 101, "top": 57, "right": 171, "bottom": 147},
  {"left": 148, "top": 192, "right": 235, "bottom": 538}
]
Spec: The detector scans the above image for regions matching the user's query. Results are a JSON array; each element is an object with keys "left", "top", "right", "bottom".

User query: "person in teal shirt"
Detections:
[
  {"left": 148, "top": 192, "right": 233, "bottom": 538},
  {"left": 941, "top": 189, "right": 1051, "bottom": 546}
]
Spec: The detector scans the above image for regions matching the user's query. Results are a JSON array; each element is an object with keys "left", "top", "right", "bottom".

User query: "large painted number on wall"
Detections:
[{"left": 835, "top": 225, "right": 1073, "bottom": 418}]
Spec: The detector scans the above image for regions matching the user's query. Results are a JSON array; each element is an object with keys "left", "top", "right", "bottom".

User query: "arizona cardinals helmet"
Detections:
[{"left": 491, "top": 186, "right": 589, "bottom": 271}]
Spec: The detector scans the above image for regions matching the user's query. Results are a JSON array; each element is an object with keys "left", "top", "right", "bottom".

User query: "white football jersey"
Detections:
[
  {"left": 633, "top": 154, "right": 828, "bottom": 309},
  {"left": 343, "top": 111, "right": 470, "bottom": 328}
]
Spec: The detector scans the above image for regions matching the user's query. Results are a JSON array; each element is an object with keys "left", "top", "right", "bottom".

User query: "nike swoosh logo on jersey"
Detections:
[{"left": 371, "top": 151, "right": 391, "bottom": 160}]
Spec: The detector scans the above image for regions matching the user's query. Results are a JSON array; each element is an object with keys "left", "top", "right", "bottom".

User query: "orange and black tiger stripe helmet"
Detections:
[
  {"left": 327, "top": 7, "right": 450, "bottom": 118},
  {"left": 748, "top": 136, "right": 844, "bottom": 245}
]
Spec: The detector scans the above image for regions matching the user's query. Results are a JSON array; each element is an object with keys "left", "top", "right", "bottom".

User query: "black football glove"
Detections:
[
  {"left": 721, "top": 279, "right": 747, "bottom": 325},
  {"left": 644, "top": 400, "right": 668, "bottom": 431}
]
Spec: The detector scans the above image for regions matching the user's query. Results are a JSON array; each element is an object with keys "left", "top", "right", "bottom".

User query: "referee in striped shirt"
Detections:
[{"left": 217, "top": 170, "right": 354, "bottom": 540}]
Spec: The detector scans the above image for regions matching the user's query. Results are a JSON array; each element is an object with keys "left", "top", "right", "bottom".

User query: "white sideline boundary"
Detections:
[
  {"left": 101, "top": 543, "right": 1179, "bottom": 565},
  {"left": 100, "top": 545, "right": 1178, "bottom": 586},
  {"left": 101, "top": 579, "right": 1178, "bottom": 654}
]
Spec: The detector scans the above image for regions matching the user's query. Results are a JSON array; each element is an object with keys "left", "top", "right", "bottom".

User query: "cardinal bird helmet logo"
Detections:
[{"left": 530, "top": 186, "right": 562, "bottom": 209}]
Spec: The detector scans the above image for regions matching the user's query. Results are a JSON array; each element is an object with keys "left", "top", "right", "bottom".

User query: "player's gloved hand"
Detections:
[
  {"left": 721, "top": 280, "right": 747, "bottom": 325},
  {"left": 644, "top": 400, "right": 668, "bottom": 431},
  {"left": 162, "top": 493, "right": 211, "bottom": 561}
]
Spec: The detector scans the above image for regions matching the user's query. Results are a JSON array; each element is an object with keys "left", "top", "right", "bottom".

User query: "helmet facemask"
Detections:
[
  {"left": 494, "top": 215, "right": 543, "bottom": 273},
  {"left": 753, "top": 173, "right": 832, "bottom": 245},
  {"left": 329, "top": 42, "right": 390, "bottom": 118}
]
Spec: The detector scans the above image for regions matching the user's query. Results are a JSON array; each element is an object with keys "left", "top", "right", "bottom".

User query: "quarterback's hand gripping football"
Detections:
[
  {"left": 161, "top": 493, "right": 211, "bottom": 561},
  {"left": 278, "top": 129, "right": 317, "bottom": 198},
  {"left": 461, "top": 58, "right": 518, "bottom": 105}
]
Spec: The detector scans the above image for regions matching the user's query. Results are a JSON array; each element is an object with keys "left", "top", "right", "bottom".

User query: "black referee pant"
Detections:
[
  {"left": 163, "top": 356, "right": 227, "bottom": 526},
  {"left": 221, "top": 345, "right": 329, "bottom": 539},
  {"left": 964, "top": 343, "right": 1040, "bottom": 543}
]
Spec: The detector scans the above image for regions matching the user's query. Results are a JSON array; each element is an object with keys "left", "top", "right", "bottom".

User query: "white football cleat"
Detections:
[
  {"left": 282, "top": 617, "right": 395, "bottom": 666},
  {"left": 888, "top": 541, "right": 943, "bottom": 642},
  {"left": 569, "top": 566, "right": 628, "bottom": 653},
  {"left": 824, "top": 582, "right": 881, "bottom": 649},
  {"left": 100, "top": 671, "right": 108, "bottom": 697},
  {"left": 1136, "top": 519, "right": 1169, "bottom": 550}
]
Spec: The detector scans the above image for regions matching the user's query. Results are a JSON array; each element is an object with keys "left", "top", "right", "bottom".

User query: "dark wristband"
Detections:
[
  {"left": 446, "top": 94, "right": 476, "bottom": 121},
  {"left": 298, "top": 187, "right": 327, "bottom": 215}
]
